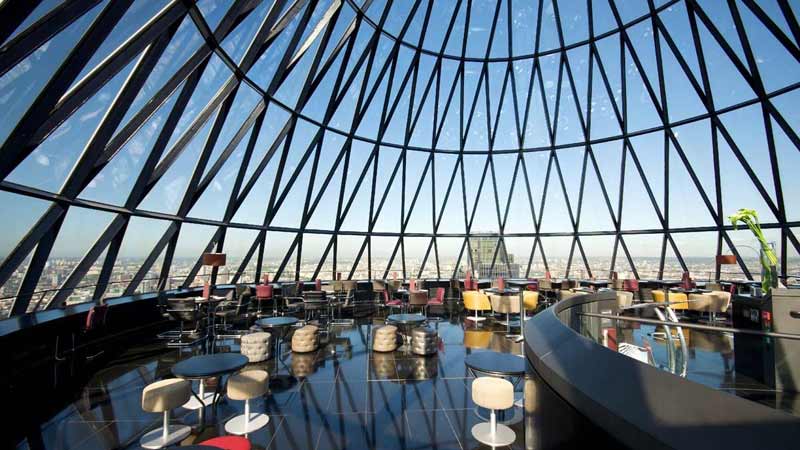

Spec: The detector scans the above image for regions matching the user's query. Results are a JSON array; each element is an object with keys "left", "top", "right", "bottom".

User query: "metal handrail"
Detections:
[{"left": 577, "top": 311, "right": 800, "bottom": 340}]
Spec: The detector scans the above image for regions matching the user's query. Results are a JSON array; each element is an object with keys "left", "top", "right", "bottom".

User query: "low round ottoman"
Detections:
[
  {"left": 373, "top": 325, "right": 399, "bottom": 352},
  {"left": 240, "top": 331, "right": 272, "bottom": 362},
  {"left": 471, "top": 377, "right": 515, "bottom": 447},
  {"left": 291, "top": 325, "right": 319, "bottom": 353},
  {"left": 410, "top": 326, "right": 438, "bottom": 356}
]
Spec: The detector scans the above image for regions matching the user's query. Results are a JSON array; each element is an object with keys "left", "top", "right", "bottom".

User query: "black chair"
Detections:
[
  {"left": 302, "top": 290, "right": 328, "bottom": 323},
  {"left": 163, "top": 298, "right": 203, "bottom": 347},
  {"left": 281, "top": 283, "right": 305, "bottom": 315},
  {"left": 215, "top": 292, "right": 256, "bottom": 333}
]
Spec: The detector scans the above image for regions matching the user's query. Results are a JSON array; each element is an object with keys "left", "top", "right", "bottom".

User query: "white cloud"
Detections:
[{"left": 35, "top": 153, "right": 50, "bottom": 166}]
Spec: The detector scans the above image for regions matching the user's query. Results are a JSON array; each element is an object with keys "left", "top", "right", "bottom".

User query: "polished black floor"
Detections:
[{"left": 17, "top": 311, "right": 528, "bottom": 450}]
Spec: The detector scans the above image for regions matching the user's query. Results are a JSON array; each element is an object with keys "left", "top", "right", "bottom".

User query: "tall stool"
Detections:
[
  {"left": 240, "top": 332, "right": 272, "bottom": 362},
  {"left": 140, "top": 379, "right": 192, "bottom": 449},
  {"left": 291, "top": 325, "right": 319, "bottom": 353},
  {"left": 225, "top": 369, "right": 270, "bottom": 435},
  {"left": 411, "top": 326, "right": 438, "bottom": 356},
  {"left": 373, "top": 325, "right": 398, "bottom": 352},
  {"left": 471, "top": 377, "right": 516, "bottom": 447}
]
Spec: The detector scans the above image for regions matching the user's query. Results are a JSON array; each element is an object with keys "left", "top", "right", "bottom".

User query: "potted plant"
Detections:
[{"left": 729, "top": 208, "right": 781, "bottom": 295}]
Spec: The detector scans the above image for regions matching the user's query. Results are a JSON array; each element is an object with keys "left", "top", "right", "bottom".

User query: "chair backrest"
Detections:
[
  {"left": 235, "top": 293, "right": 252, "bottom": 315},
  {"left": 256, "top": 284, "right": 273, "bottom": 298},
  {"left": 560, "top": 280, "right": 571, "bottom": 290},
  {"left": 304, "top": 291, "right": 326, "bottom": 302},
  {"left": 373, "top": 280, "right": 386, "bottom": 291},
  {"left": 434, "top": 287, "right": 445, "bottom": 303},
  {"left": 235, "top": 284, "right": 251, "bottom": 299},
  {"left": 462, "top": 291, "right": 490, "bottom": 311},
  {"left": 343, "top": 280, "right": 357, "bottom": 292},
  {"left": 449, "top": 279, "right": 460, "bottom": 290},
  {"left": 538, "top": 279, "right": 552, "bottom": 289},
  {"left": 166, "top": 298, "right": 197, "bottom": 322},
  {"left": 85, "top": 304, "right": 109, "bottom": 332},
  {"left": 623, "top": 279, "right": 639, "bottom": 292},
  {"left": 409, "top": 291, "right": 429, "bottom": 306}
]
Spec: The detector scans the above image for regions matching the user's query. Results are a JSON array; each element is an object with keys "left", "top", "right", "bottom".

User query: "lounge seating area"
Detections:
[{"left": 2, "top": 0, "right": 800, "bottom": 448}]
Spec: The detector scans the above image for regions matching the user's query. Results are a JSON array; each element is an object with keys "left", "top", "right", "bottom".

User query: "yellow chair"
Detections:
[
  {"left": 463, "top": 291, "right": 491, "bottom": 323},
  {"left": 464, "top": 330, "right": 492, "bottom": 349},
  {"left": 652, "top": 290, "right": 689, "bottom": 310},
  {"left": 523, "top": 291, "right": 539, "bottom": 310}
]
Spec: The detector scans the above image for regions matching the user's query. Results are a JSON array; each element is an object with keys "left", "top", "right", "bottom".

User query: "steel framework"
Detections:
[{"left": 0, "top": 0, "right": 798, "bottom": 316}]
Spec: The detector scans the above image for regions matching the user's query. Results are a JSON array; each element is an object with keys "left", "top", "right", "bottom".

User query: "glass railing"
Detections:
[{"left": 559, "top": 298, "right": 800, "bottom": 418}]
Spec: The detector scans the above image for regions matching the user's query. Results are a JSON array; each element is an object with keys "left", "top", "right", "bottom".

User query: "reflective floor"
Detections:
[{"left": 16, "top": 312, "right": 528, "bottom": 450}]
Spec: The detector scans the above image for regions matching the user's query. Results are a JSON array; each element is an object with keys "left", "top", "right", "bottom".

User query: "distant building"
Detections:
[{"left": 469, "top": 236, "right": 520, "bottom": 279}]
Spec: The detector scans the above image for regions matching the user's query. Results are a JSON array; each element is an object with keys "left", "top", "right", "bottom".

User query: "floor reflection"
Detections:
[{"left": 17, "top": 315, "right": 528, "bottom": 450}]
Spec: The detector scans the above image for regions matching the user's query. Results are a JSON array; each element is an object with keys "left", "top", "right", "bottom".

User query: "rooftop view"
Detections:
[{"left": 1, "top": 0, "right": 799, "bottom": 449}]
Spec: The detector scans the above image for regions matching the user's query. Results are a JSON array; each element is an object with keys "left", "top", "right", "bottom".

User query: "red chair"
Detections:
[
  {"left": 426, "top": 287, "right": 445, "bottom": 321},
  {"left": 526, "top": 280, "right": 539, "bottom": 291},
  {"left": 199, "top": 436, "right": 251, "bottom": 450},
  {"left": 384, "top": 289, "right": 403, "bottom": 313},
  {"left": 623, "top": 279, "right": 640, "bottom": 301},
  {"left": 255, "top": 284, "right": 274, "bottom": 316}
]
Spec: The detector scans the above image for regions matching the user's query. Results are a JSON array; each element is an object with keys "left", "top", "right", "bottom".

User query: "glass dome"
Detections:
[{"left": 0, "top": 0, "right": 798, "bottom": 317}]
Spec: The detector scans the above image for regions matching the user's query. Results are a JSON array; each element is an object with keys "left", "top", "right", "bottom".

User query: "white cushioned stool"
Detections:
[
  {"left": 291, "top": 325, "right": 319, "bottom": 353},
  {"left": 225, "top": 369, "right": 270, "bottom": 435},
  {"left": 471, "top": 377, "right": 516, "bottom": 447},
  {"left": 240, "top": 331, "right": 272, "bottom": 362},
  {"left": 140, "top": 378, "right": 192, "bottom": 449},
  {"left": 373, "top": 325, "right": 398, "bottom": 352}
]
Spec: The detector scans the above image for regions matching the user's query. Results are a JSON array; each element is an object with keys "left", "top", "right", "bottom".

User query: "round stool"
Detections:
[
  {"left": 241, "top": 332, "right": 272, "bottom": 362},
  {"left": 410, "top": 326, "right": 438, "bottom": 356},
  {"left": 372, "top": 325, "right": 398, "bottom": 352},
  {"left": 471, "top": 377, "right": 515, "bottom": 447},
  {"left": 291, "top": 325, "right": 319, "bottom": 353},
  {"left": 140, "top": 379, "right": 192, "bottom": 449},
  {"left": 225, "top": 370, "right": 269, "bottom": 435}
]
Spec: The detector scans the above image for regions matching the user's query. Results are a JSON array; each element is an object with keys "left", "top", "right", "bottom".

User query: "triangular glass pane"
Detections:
[{"left": 9, "top": 57, "right": 136, "bottom": 193}]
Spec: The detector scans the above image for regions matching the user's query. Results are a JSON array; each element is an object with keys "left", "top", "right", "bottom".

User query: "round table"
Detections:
[
  {"left": 172, "top": 353, "right": 248, "bottom": 425},
  {"left": 465, "top": 351, "right": 525, "bottom": 377},
  {"left": 257, "top": 316, "right": 299, "bottom": 356},
  {"left": 386, "top": 313, "right": 427, "bottom": 348}
]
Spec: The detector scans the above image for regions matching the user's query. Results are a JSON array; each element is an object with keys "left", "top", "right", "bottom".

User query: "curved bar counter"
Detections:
[{"left": 523, "top": 290, "right": 800, "bottom": 449}]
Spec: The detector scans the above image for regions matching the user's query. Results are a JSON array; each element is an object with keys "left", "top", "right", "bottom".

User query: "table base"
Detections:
[
  {"left": 139, "top": 425, "right": 191, "bottom": 449},
  {"left": 224, "top": 413, "right": 269, "bottom": 435}
]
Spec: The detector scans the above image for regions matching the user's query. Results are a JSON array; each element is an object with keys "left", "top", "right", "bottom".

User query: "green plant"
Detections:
[{"left": 729, "top": 208, "right": 778, "bottom": 294}]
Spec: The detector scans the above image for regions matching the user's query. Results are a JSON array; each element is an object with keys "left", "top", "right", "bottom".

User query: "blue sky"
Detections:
[{"left": 0, "top": 0, "right": 798, "bottom": 269}]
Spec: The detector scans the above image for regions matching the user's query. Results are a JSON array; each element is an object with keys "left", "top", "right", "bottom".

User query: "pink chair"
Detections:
[
  {"left": 255, "top": 284, "right": 274, "bottom": 315},
  {"left": 384, "top": 290, "right": 403, "bottom": 313},
  {"left": 426, "top": 287, "right": 445, "bottom": 321}
]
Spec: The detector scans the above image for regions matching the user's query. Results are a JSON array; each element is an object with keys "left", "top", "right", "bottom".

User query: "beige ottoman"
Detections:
[
  {"left": 372, "top": 325, "right": 398, "bottom": 352},
  {"left": 291, "top": 325, "right": 319, "bottom": 353},
  {"left": 140, "top": 379, "right": 192, "bottom": 448},
  {"left": 225, "top": 369, "right": 269, "bottom": 434},
  {"left": 241, "top": 332, "right": 272, "bottom": 362},
  {"left": 411, "top": 326, "right": 438, "bottom": 356},
  {"left": 471, "top": 377, "right": 515, "bottom": 447}
]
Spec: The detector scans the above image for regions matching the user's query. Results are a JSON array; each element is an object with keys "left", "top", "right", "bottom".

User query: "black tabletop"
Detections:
[
  {"left": 669, "top": 287, "right": 711, "bottom": 294},
  {"left": 386, "top": 313, "right": 426, "bottom": 325},
  {"left": 484, "top": 287, "right": 520, "bottom": 295},
  {"left": 172, "top": 353, "right": 248, "bottom": 379},
  {"left": 465, "top": 351, "right": 525, "bottom": 377},
  {"left": 257, "top": 316, "right": 299, "bottom": 328}
]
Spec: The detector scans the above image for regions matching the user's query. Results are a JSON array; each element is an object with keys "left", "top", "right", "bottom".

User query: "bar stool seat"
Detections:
[
  {"left": 471, "top": 377, "right": 515, "bottom": 447},
  {"left": 225, "top": 370, "right": 269, "bottom": 435},
  {"left": 140, "top": 379, "right": 192, "bottom": 449}
]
